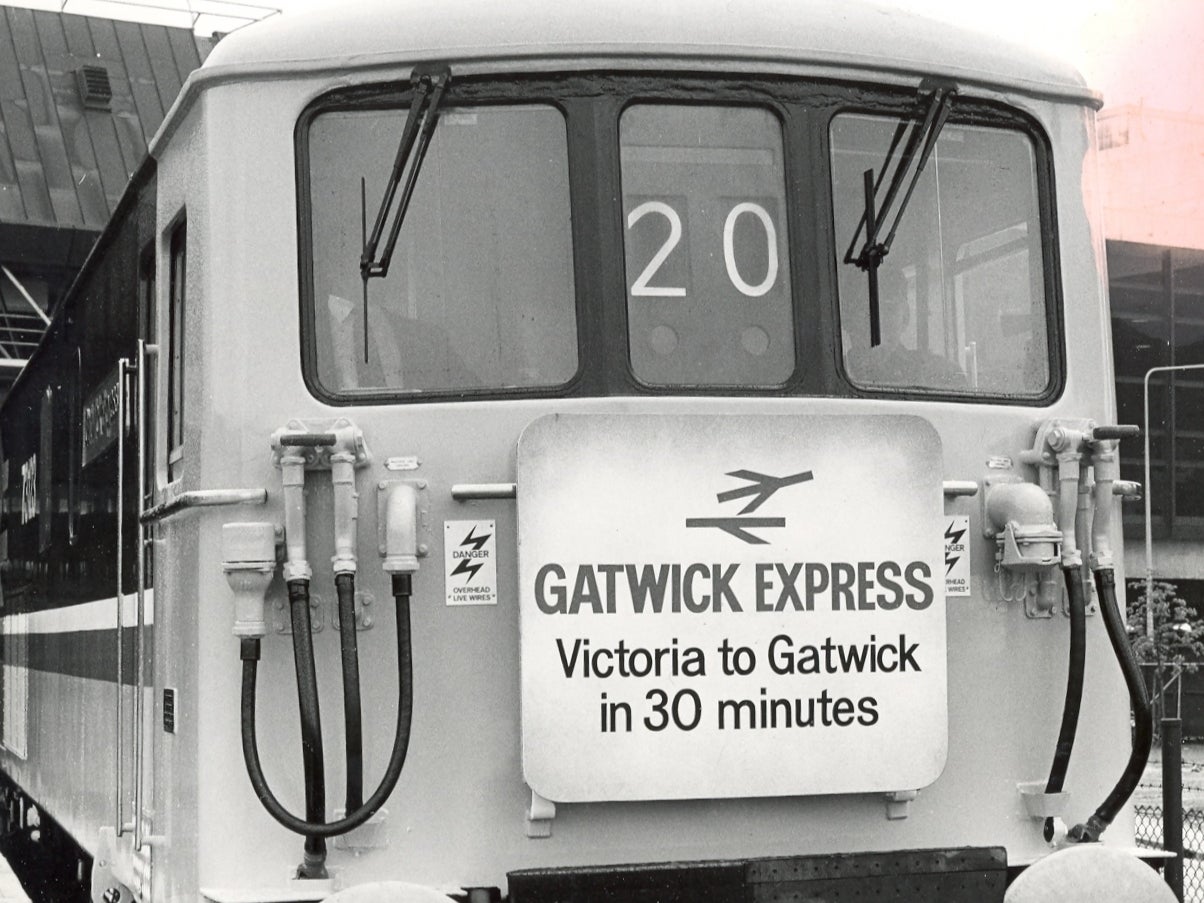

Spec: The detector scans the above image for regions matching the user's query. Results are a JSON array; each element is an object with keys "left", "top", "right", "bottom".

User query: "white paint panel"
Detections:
[
  {"left": 2, "top": 612, "right": 27, "bottom": 759},
  {"left": 518, "top": 413, "right": 947, "bottom": 802},
  {"left": 0, "top": 590, "right": 155, "bottom": 635}
]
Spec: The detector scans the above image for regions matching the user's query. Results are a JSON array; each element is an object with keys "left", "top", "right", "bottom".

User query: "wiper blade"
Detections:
[
  {"left": 361, "top": 65, "right": 451, "bottom": 282},
  {"left": 843, "top": 83, "right": 956, "bottom": 346},
  {"left": 357, "top": 65, "right": 450, "bottom": 361}
]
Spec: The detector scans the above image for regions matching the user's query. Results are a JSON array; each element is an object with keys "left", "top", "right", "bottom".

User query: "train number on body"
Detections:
[{"left": 20, "top": 455, "right": 36, "bottom": 524}]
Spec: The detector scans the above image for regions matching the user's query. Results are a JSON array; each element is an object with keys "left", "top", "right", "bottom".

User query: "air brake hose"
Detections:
[
  {"left": 287, "top": 579, "right": 328, "bottom": 877},
  {"left": 241, "top": 573, "right": 414, "bottom": 838},
  {"left": 336, "top": 573, "right": 365, "bottom": 811},
  {"left": 1043, "top": 565, "right": 1087, "bottom": 842},
  {"left": 1068, "top": 568, "right": 1154, "bottom": 842}
]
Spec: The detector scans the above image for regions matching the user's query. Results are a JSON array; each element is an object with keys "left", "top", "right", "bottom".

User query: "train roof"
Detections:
[{"left": 196, "top": 0, "right": 1099, "bottom": 108}]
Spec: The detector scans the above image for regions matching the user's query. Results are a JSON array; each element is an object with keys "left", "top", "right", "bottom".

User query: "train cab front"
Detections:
[{"left": 177, "top": 5, "right": 1163, "bottom": 901}]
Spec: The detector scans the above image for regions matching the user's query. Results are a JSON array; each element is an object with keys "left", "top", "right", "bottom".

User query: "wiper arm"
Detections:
[
  {"left": 843, "top": 83, "right": 956, "bottom": 346},
  {"left": 358, "top": 66, "right": 450, "bottom": 360},
  {"left": 361, "top": 65, "right": 451, "bottom": 282}
]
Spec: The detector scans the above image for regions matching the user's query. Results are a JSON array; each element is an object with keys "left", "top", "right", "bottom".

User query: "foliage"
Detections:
[{"left": 1126, "top": 580, "right": 1204, "bottom": 672}]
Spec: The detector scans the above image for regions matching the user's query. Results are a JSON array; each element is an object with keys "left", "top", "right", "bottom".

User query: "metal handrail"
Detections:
[
  {"left": 134, "top": 341, "right": 150, "bottom": 851},
  {"left": 115, "top": 358, "right": 130, "bottom": 837},
  {"left": 140, "top": 488, "right": 268, "bottom": 524},
  {"left": 450, "top": 480, "right": 984, "bottom": 501}
]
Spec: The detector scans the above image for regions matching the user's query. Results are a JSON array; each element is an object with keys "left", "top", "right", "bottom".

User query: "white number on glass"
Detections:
[
  {"left": 627, "top": 201, "right": 687, "bottom": 297},
  {"left": 723, "top": 202, "right": 778, "bottom": 298}
]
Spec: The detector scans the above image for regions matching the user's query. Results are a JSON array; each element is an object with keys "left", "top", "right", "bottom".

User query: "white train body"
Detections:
[{"left": 0, "top": 3, "right": 1146, "bottom": 902}]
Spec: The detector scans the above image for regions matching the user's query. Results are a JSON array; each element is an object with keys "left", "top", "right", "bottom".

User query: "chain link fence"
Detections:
[{"left": 1136, "top": 804, "right": 1204, "bottom": 901}]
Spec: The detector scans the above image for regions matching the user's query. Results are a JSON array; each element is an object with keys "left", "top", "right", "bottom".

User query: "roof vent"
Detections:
[{"left": 75, "top": 65, "right": 113, "bottom": 111}]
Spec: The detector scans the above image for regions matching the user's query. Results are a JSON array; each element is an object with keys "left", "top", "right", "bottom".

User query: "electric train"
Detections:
[{"left": 0, "top": 1, "right": 1161, "bottom": 900}]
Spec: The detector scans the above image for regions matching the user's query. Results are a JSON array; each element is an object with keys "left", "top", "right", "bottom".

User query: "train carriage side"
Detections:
[
  {"left": 0, "top": 2, "right": 1159, "bottom": 902},
  {"left": 0, "top": 163, "right": 155, "bottom": 896}
]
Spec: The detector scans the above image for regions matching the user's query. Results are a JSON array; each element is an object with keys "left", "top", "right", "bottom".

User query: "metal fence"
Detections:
[{"left": 1136, "top": 804, "right": 1204, "bottom": 901}]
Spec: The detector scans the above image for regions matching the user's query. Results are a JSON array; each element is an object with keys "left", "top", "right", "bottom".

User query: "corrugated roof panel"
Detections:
[
  {"left": 85, "top": 16, "right": 147, "bottom": 174},
  {"left": 140, "top": 25, "right": 183, "bottom": 114},
  {"left": 60, "top": 14, "right": 127, "bottom": 210},
  {"left": 166, "top": 26, "right": 203, "bottom": 82},
  {"left": 0, "top": 12, "right": 26, "bottom": 223},
  {"left": 0, "top": 143, "right": 23, "bottom": 221},
  {"left": 113, "top": 19, "right": 165, "bottom": 143},
  {"left": 2, "top": 98, "right": 51, "bottom": 224},
  {"left": 34, "top": 11, "right": 108, "bottom": 229},
  {"left": 9, "top": 7, "right": 84, "bottom": 226},
  {"left": 0, "top": 7, "right": 204, "bottom": 233}
]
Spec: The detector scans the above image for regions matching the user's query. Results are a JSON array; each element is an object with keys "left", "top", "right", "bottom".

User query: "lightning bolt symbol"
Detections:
[
  {"left": 461, "top": 526, "right": 491, "bottom": 551},
  {"left": 451, "top": 557, "right": 483, "bottom": 583},
  {"left": 945, "top": 520, "right": 966, "bottom": 575}
]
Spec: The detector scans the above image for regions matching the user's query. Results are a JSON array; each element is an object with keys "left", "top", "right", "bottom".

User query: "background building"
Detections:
[
  {"left": 0, "top": 1, "right": 273, "bottom": 395},
  {"left": 1104, "top": 106, "right": 1204, "bottom": 597}
]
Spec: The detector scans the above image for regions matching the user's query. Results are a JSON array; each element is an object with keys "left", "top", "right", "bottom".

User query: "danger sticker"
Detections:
[
  {"left": 444, "top": 520, "right": 498, "bottom": 606},
  {"left": 944, "top": 516, "right": 970, "bottom": 597}
]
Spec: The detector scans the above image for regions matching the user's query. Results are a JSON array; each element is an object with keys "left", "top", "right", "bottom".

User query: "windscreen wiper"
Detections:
[
  {"left": 358, "top": 65, "right": 451, "bottom": 359},
  {"left": 843, "top": 82, "right": 956, "bottom": 346}
]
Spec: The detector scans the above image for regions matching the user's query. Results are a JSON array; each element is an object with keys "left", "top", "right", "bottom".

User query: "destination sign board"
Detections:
[
  {"left": 517, "top": 413, "right": 947, "bottom": 803},
  {"left": 82, "top": 365, "right": 124, "bottom": 467}
]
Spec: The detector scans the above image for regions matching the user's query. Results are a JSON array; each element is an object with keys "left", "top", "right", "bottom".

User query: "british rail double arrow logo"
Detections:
[{"left": 685, "top": 469, "right": 813, "bottom": 544}]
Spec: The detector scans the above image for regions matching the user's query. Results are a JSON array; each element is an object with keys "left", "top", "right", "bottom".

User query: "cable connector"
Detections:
[{"left": 222, "top": 522, "right": 279, "bottom": 638}]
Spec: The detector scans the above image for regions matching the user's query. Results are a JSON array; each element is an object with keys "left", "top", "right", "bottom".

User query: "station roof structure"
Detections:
[{"left": 0, "top": 4, "right": 210, "bottom": 273}]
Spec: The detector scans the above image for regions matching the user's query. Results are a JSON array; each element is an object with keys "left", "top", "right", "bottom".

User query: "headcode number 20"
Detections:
[{"left": 627, "top": 200, "right": 780, "bottom": 299}]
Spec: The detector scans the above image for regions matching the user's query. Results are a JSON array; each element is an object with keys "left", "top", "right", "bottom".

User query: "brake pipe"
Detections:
[
  {"left": 1042, "top": 431, "right": 1087, "bottom": 842},
  {"left": 274, "top": 436, "right": 326, "bottom": 876},
  {"left": 1070, "top": 426, "right": 1152, "bottom": 843},
  {"left": 1088, "top": 437, "right": 1120, "bottom": 570},
  {"left": 1068, "top": 569, "right": 1153, "bottom": 842},
  {"left": 332, "top": 439, "right": 365, "bottom": 813},
  {"left": 278, "top": 450, "right": 313, "bottom": 584},
  {"left": 1045, "top": 565, "right": 1086, "bottom": 842},
  {"left": 288, "top": 580, "right": 329, "bottom": 878},
  {"left": 336, "top": 574, "right": 364, "bottom": 812}
]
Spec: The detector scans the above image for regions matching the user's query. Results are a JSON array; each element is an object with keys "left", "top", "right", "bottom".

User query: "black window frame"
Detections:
[
  {"left": 823, "top": 93, "right": 1065, "bottom": 406},
  {"left": 295, "top": 78, "right": 591, "bottom": 405},
  {"left": 167, "top": 217, "right": 186, "bottom": 482},
  {"left": 614, "top": 98, "right": 803, "bottom": 392},
  {"left": 295, "top": 72, "right": 1065, "bottom": 407}
]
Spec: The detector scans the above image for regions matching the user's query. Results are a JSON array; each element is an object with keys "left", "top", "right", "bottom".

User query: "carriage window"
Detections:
[
  {"left": 307, "top": 104, "right": 577, "bottom": 395},
  {"left": 831, "top": 114, "right": 1050, "bottom": 396},
  {"left": 168, "top": 222, "right": 186, "bottom": 481},
  {"left": 620, "top": 105, "right": 793, "bottom": 386},
  {"left": 38, "top": 390, "right": 51, "bottom": 553}
]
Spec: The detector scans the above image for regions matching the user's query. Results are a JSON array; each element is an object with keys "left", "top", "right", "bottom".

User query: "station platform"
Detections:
[{"left": 0, "top": 849, "right": 29, "bottom": 903}]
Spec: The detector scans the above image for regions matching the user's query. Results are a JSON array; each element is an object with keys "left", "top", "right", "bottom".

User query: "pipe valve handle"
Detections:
[{"left": 1091, "top": 425, "right": 1140, "bottom": 441}]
